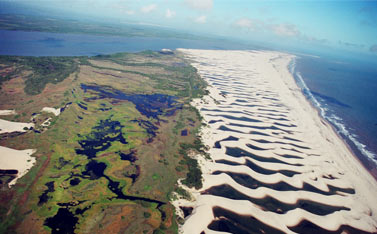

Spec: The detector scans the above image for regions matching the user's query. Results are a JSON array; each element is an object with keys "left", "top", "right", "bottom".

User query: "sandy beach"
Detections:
[{"left": 176, "top": 49, "right": 377, "bottom": 233}]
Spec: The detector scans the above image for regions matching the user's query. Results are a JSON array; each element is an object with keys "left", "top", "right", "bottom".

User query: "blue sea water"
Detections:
[{"left": 291, "top": 55, "right": 377, "bottom": 172}]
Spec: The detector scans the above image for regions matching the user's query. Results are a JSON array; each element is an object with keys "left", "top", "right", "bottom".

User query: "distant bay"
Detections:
[{"left": 0, "top": 29, "right": 254, "bottom": 56}]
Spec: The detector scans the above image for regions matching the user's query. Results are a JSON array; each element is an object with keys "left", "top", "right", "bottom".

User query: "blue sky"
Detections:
[{"left": 3, "top": 0, "right": 377, "bottom": 55}]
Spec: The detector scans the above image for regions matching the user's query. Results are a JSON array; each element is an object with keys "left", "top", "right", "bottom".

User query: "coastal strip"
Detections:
[{"left": 176, "top": 49, "right": 377, "bottom": 234}]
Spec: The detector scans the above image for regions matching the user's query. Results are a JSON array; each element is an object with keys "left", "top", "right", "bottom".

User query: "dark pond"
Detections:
[
  {"left": 69, "top": 178, "right": 81, "bottom": 186},
  {"left": 0, "top": 169, "right": 18, "bottom": 174},
  {"left": 75, "top": 118, "right": 127, "bottom": 159},
  {"left": 38, "top": 181, "right": 55, "bottom": 206},
  {"left": 119, "top": 150, "right": 137, "bottom": 163},
  {"left": 80, "top": 159, "right": 164, "bottom": 206},
  {"left": 80, "top": 83, "right": 179, "bottom": 119},
  {"left": 44, "top": 208, "right": 78, "bottom": 234},
  {"left": 77, "top": 102, "right": 87, "bottom": 110},
  {"left": 181, "top": 129, "right": 188, "bottom": 136}
]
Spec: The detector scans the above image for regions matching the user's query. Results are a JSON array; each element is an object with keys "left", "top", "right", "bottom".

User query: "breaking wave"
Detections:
[{"left": 290, "top": 59, "right": 377, "bottom": 166}]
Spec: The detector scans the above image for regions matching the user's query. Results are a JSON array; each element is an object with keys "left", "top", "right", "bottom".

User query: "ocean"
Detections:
[{"left": 292, "top": 55, "right": 377, "bottom": 175}]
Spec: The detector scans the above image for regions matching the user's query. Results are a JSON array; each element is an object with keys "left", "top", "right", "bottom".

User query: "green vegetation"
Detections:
[
  {"left": 90, "top": 51, "right": 207, "bottom": 99},
  {"left": 0, "top": 49, "right": 208, "bottom": 234},
  {"left": 0, "top": 55, "right": 79, "bottom": 94},
  {"left": 144, "top": 212, "right": 151, "bottom": 218},
  {"left": 178, "top": 142, "right": 205, "bottom": 189}
]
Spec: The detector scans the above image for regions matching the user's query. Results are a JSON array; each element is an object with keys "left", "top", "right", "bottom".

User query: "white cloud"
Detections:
[
  {"left": 165, "top": 9, "right": 176, "bottom": 18},
  {"left": 234, "top": 17, "right": 301, "bottom": 38},
  {"left": 126, "top": 10, "right": 135, "bottom": 15},
  {"left": 194, "top": 15, "right": 207, "bottom": 23},
  {"left": 234, "top": 18, "right": 262, "bottom": 31},
  {"left": 141, "top": 4, "right": 157, "bottom": 13},
  {"left": 185, "top": 0, "right": 213, "bottom": 10},
  {"left": 270, "top": 23, "right": 300, "bottom": 37}
]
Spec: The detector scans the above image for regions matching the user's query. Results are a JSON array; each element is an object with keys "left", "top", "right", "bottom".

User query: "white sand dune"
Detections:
[
  {"left": 0, "top": 110, "right": 16, "bottom": 115},
  {"left": 0, "top": 119, "right": 34, "bottom": 134},
  {"left": 0, "top": 146, "right": 36, "bottom": 187},
  {"left": 176, "top": 49, "right": 377, "bottom": 234},
  {"left": 41, "top": 107, "right": 61, "bottom": 116}
]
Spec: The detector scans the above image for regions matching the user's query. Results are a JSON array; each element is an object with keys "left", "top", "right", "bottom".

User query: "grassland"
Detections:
[{"left": 0, "top": 50, "right": 207, "bottom": 233}]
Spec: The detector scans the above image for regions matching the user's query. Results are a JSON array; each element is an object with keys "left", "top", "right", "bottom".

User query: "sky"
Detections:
[{"left": 2, "top": 0, "right": 377, "bottom": 56}]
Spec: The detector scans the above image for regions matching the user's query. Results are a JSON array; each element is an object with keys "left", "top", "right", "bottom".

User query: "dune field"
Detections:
[{"left": 175, "top": 49, "right": 377, "bottom": 234}]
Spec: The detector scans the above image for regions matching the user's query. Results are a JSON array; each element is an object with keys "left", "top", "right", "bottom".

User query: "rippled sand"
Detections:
[{"left": 175, "top": 49, "right": 377, "bottom": 234}]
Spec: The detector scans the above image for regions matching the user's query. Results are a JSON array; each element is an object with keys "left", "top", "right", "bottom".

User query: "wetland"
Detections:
[{"left": 0, "top": 50, "right": 207, "bottom": 233}]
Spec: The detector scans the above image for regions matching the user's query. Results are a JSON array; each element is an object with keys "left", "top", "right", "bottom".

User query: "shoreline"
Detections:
[
  {"left": 289, "top": 58, "right": 377, "bottom": 181},
  {"left": 176, "top": 49, "right": 377, "bottom": 234},
  {"left": 301, "top": 83, "right": 377, "bottom": 181}
]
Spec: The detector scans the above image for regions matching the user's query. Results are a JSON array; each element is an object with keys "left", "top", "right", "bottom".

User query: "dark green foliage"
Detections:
[
  {"left": 143, "top": 212, "right": 151, "bottom": 218},
  {"left": 23, "top": 57, "right": 78, "bottom": 95},
  {"left": 181, "top": 157, "right": 202, "bottom": 189},
  {"left": 179, "top": 142, "right": 205, "bottom": 189},
  {"left": 175, "top": 166, "right": 184, "bottom": 172},
  {"left": 153, "top": 229, "right": 165, "bottom": 234},
  {"left": 175, "top": 187, "right": 190, "bottom": 199}
]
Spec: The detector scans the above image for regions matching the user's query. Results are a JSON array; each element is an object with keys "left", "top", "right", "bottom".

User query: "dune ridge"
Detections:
[{"left": 175, "top": 49, "right": 377, "bottom": 234}]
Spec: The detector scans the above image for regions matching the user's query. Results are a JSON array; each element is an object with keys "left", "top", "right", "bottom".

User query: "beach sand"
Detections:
[{"left": 175, "top": 49, "right": 377, "bottom": 233}]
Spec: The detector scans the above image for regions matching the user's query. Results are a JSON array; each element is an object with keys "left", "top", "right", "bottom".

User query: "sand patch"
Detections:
[
  {"left": 0, "top": 119, "right": 34, "bottom": 134},
  {"left": 0, "top": 110, "right": 17, "bottom": 115},
  {"left": 42, "top": 107, "right": 61, "bottom": 116},
  {"left": 0, "top": 146, "right": 36, "bottom": 187}
]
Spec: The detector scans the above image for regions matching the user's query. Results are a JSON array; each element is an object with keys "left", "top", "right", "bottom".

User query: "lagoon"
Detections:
[{"left": 0, "top": 29, "right": 253, "bottom": 56}]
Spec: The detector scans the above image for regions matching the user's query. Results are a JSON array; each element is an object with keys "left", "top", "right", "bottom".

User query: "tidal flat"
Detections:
[{"left": 0, "top": 50, "right": 207, "bottom": 233}]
